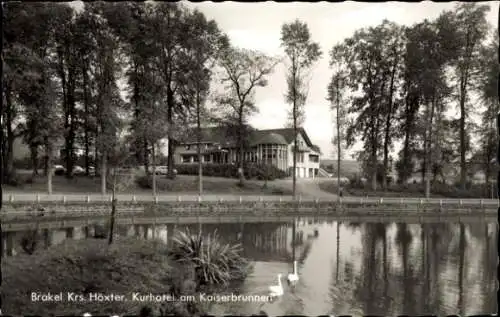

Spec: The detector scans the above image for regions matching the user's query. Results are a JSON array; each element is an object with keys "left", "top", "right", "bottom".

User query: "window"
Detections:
[
  {"left": 309, "top": 155, "right": 319, "bottom": 163},
  {"left": 182, "top": 155, "right": 191, "bottom": 163},
  {"left": 185, "top": 145, "right": 191, "bottom": 150},
  {"left": 203, "top": 155, "right": 210, "bottom": 162},
  {"left": 296, "top": 153, "right": 304, "bottom": 163},
  {"left": 193, "top": 155, "right": 199, "bottom": 162}
]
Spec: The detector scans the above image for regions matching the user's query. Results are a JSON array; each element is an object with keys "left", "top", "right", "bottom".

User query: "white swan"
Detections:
[
  {"left": 83, "top": 313, "right": 92, "bottom": 317},
  {"left": 268, "top": 273, "right": 284, "bottom": 298},
  {"left": 287, "top": 260, "right": 299, "bottom": 284}
]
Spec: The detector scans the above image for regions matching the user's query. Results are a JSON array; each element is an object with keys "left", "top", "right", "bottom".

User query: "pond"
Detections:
[{"left": 2, "top": 218, "right": 497, "bottom": 316}]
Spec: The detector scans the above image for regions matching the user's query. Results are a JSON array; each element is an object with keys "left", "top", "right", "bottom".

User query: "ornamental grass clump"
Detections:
[{"left": 169, "top": 228, "right": 252, "bottom": 287}]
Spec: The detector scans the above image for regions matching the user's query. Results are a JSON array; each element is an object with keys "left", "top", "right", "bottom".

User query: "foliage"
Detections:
[
  {"left": 169, "top": 228, "right": 251, "bottom": 287},
  {"left": 1, "top": 238, "right": 205, "bottom": 316},
  {"left": 281, "top": 20, "right": 322, "bottom": 197},
  {"left": 174, "top": 163, "right": 287, "bottom": 180}
]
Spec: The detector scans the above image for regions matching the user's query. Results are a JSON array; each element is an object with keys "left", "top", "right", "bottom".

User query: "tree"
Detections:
[
  {"left": 218, "top": 47, "right": 279, "bottom": 186},
  {"left": 179, "top": 10, "right": 228, "bottom": 195},
  {"left": 150, "top": 3, "right": 191, "bottom": 179},
  {"left": 340, "top": 26, "right": 387, "bottom": 191},
  {"left": 327, "top": 44, "right": 350, "bottom": 198},
  {"left": 451, "top": 3, "right": 491, "bottom": 189},
  {"left": 475, "top": 32, "right": 499, "bottom": 195},
  {"left": 2, "top": 3, "right": 70, "bottom": 193},
  {"left": 83, "top": 3, "right": 126, "bottom": 195},
  {"left": 280, "top": 19, "right": 322, "bottom": 198}
]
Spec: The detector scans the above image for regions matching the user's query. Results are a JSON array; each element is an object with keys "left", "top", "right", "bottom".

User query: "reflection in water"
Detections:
[{"left": 2, "top": 219, "right": 497, "bottom": 315}]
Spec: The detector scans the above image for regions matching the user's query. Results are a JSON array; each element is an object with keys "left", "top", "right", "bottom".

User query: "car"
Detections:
[
  {"left": 73, "top": 165, "right": 85, "bottom": 175},
  {"left": 54, "top": 165, "right": 66, "bottom": 175},
  {"left": 155, "top": 166, "right": 168, "bottom": 175}
]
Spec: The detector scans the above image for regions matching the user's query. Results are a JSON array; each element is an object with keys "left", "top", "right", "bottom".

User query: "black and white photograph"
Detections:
[{"left": 0, "top": 1, "right": 498, "bottom": 316}]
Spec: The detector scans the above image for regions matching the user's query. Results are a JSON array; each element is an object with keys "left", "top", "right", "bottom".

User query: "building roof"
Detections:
[
  {"left": 251, "top": 133, "right": 288, "bottom": 146},
  {"left": 178, "top": 126, "right": 321, "bottom": 154}
]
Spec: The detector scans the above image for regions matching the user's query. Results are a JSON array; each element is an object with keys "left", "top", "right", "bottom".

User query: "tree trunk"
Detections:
[
  {"left": 46, "top": 141, "right": 53, "bottom": 195},
  {"left": 152, "top": 143, "right": 157, "bottom": 196},
  {"left": 101, "top": 151, "right": 107, "bottom": 195},
  {"left": 459, "top": 74, "right": 468, "bottom": 190},
  {"left": 238, "top": 110, "right": 245, "bottom": 187},
  {"left": 83, "top": 64, "right": 91, "bottom": 176},
  {"left": 30, "top": 144, "right": 39, "bottom": 177},
  {"left": 336, "top": 78, "right": 341, "bottom": 199},
  {"left": 425, "top": 97, "right": 436, "bottom": 199},
  {"left": 196, "top": 91, "right": 203, "bottom": 196},
  {"left": 292, "top": 60, "right": 297, "bottom": 199},
  {"left": 371, "top": 150, "right": 377, "bottom": 192},
  {"left": 3, "top": 86, "right": 15, "bottom": 182},
  {"left": 108, "top": 170, "right": 117, "bottom": 245},
  {"left": 382, "top": 59, "right": 398, "bottom": 190},
  {"left": 166, "top": 87, "right": 176, "bottom": 179},
  {"left": 143, "top": 138, "right": 150, "bottom": 176}
]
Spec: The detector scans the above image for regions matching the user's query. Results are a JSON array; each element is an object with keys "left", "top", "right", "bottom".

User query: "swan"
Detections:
[
  {"left": 83, "top": 313, "right": 92, "bottom": 317},
  {"left": 268, "top": 273, "right": 284, "bottom": 298},
  {"left": 287, "top": 260, "right": 299, "bottom": 285}
]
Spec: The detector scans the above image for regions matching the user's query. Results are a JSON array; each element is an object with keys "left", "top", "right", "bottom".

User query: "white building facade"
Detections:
[{"left": 174, "top": 127, "right": 321, "bottom": 178}]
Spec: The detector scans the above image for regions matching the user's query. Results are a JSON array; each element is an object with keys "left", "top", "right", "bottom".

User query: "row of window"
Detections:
[{"left": 182, "top": 153, "right": 320, "bottom": 164}]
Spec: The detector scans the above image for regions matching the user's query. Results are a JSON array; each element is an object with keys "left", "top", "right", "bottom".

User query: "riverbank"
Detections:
[
  {"left": 1, "top": 199, "right": 496, "bottom": 233},
  {"left": 2, "top": 235, "right": 251, "bottom": 316},
  {"left": 318, "top": 180, "right": 497, "bottom": 199}
]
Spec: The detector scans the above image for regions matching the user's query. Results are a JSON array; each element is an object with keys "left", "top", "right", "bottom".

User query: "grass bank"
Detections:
[
  {"left": 3, "top": 174, "right": 292, "bottom": 195},
  {"left": 319, "top": 181, "right": 495, "bottom": 199},
  {"left": 2, "top": 233, "right": 251, "bottom": 316}
]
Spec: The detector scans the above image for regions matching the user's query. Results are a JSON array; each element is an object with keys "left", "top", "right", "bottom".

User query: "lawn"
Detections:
[
  {"left": 4, "top": 173, "right": 293, "bottom": 196},
  {"left": 318, "top": 180, "right": 494, "bottom": 199}
]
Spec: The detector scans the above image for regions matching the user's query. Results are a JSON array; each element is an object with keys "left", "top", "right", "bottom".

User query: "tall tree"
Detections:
[
  {"left": 218, "top": 47, "right": 278, "bottom": 186},
  {"left": 84, "top": 3, "right": 125, "bottom": 195},
  {"left": 475, "top": 33, "right": 499, "bottom": 195},
  {"left": 327, "top": 44, "right": 350, "bottom": 197},
  {"left": 280, "top": 19, "right": 322, "bottom": 197},
  {"left": 151, "top": 3, "right": 191, "bottom": 179},
  {"left": 180, "top": 10, "right": 228, "bottom": 195},
  {"left": 451, "top": 3, "right": 490, "bottom": 189},
  {"left": 341, "top": 25, "right": 388, "bottom": 191}
]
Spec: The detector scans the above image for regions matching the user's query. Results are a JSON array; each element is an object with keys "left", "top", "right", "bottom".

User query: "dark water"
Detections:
[{"left": 3, "top": 219, "right": 498, "bottom": 316}]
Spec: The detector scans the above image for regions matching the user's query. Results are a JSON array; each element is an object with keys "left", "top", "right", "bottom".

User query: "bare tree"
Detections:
[{"left": 218, "top": 47, "right": 279, "bottom": 186}]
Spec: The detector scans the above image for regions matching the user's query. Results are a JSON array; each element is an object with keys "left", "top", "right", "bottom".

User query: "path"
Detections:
[{"left": 274, "top": 178, "right": 338, "bottom": 199}]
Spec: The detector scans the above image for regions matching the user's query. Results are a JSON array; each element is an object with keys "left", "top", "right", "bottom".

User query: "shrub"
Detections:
[
  {"left": 175, "top": 163, "right": 286, "bottom": 180},
  {"left": 169, "top": 228, "right": 251, "bottom": 288},
  {"left": 1, "top": 238, "right": 204, "bottom": 316}
]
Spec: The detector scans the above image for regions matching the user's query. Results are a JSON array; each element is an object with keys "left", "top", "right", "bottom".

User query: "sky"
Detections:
[
  {"left": 183, "top": 1, "right": 498, "bottom": 160},
  {"left": 71, "top": 1, "right": 498, "bottom": 159}
]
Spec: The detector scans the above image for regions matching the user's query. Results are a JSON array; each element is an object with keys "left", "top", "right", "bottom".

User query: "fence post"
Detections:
[
  {"left": 239, "top": 196, "right": 242, "bottom": 204},
  {"left": 132, "top": 195, "right": 136, "bottom": 203},
  {"left": 9, "top": 195, "right": 13, "bottom": 203},
  {"left": 459, "top": 199, "right": 463, "bottom": 206},
  {"left": 86, "top": 195, "right": 90, "bottom": 203},
  {"left": 63, "top": 196, "right": 66, "bottom": 204},
  {"left": 198, "top": 196, "right": 202, "bottom": 203},
  {"left": 36, "top": 194, "right": 40, "bottom": 203},
  {"left": 154, "top": 196, "right": 158, "bottom": 204}
]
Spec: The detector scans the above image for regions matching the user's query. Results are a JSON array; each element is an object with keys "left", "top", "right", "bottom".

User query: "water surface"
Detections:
[{"left": 3, "top": 218, "right": 497, "bottom": 316}]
